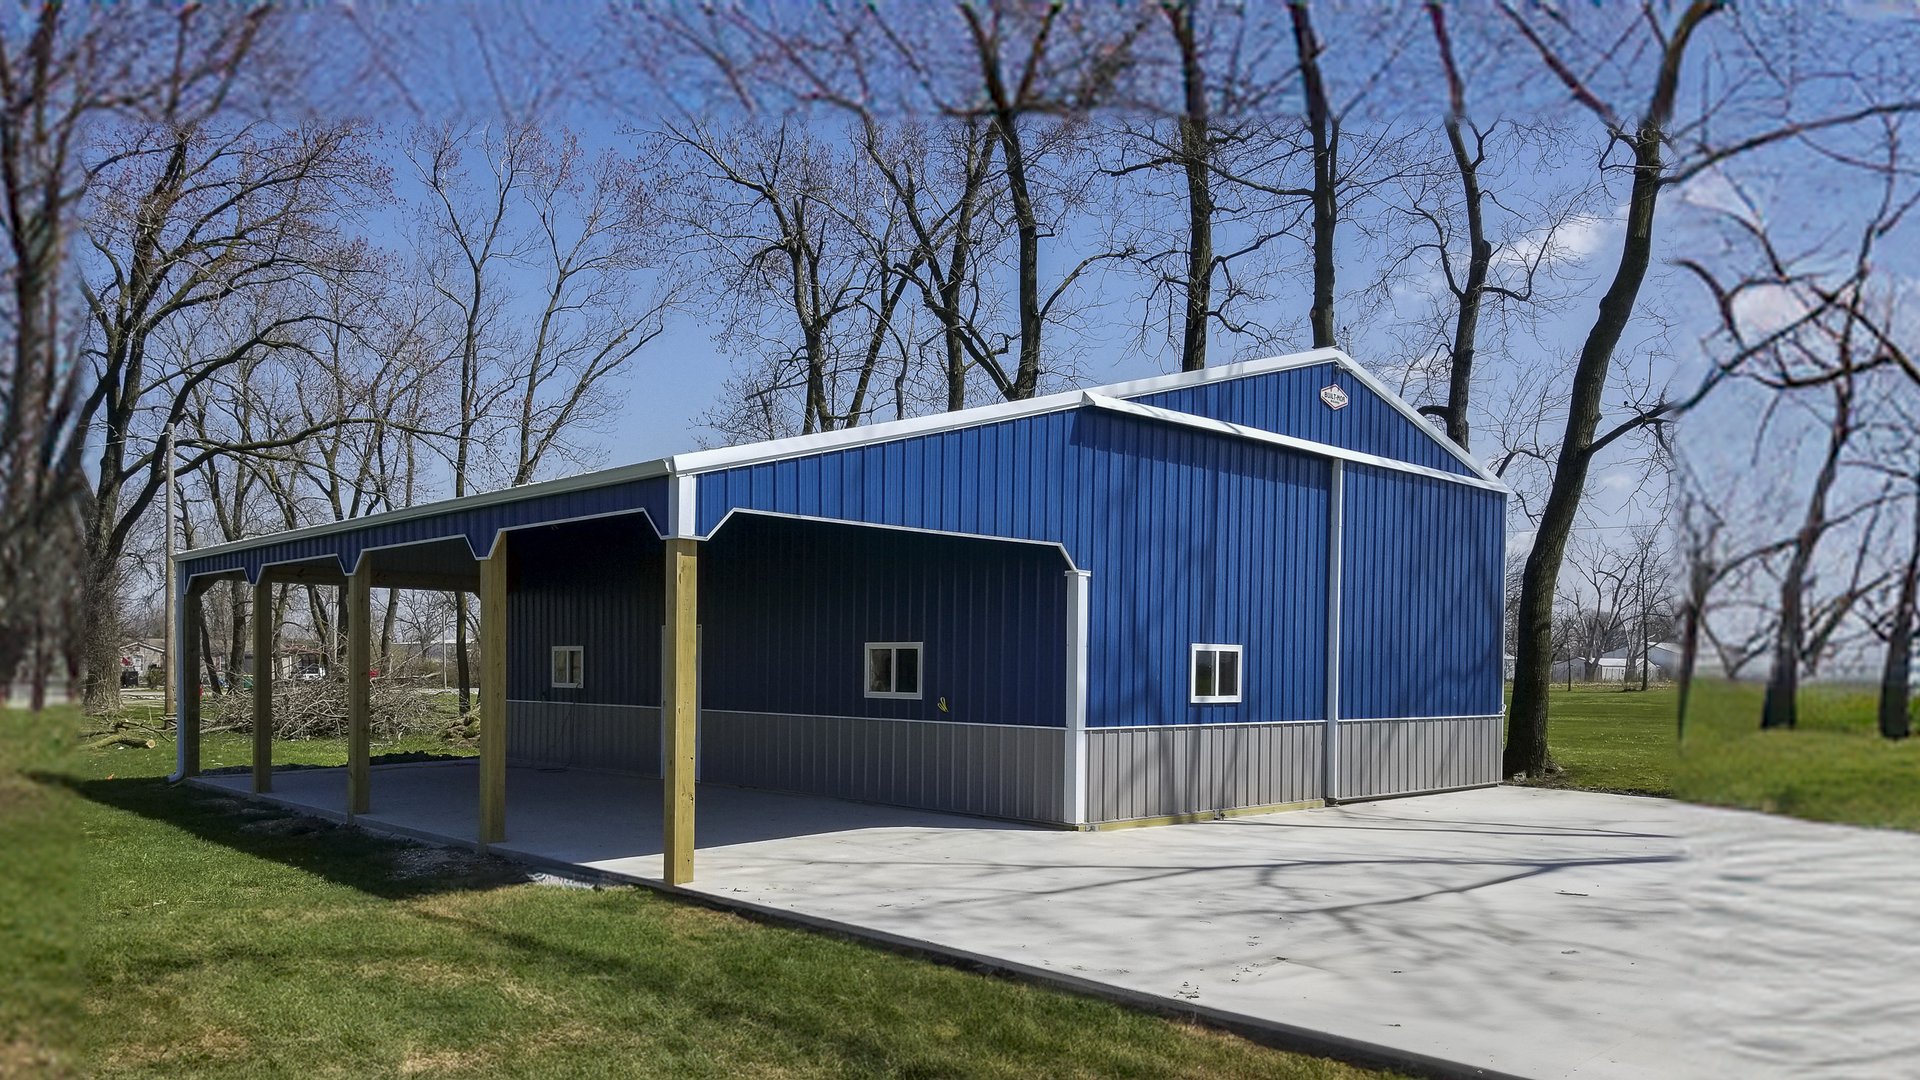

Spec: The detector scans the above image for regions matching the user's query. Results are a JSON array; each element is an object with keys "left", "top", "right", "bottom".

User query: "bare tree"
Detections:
[
  {"left": 666, "top": 119, "right": 920, "bottom": 439},
  {"left": 77, "top": 50, "right": 379, "bottom": 711},
  {"left": 1497, "top": 1, "right": 1920, "bottom": 775},
  {"left": 0, "top": 5, "right": 273, "bottom": 700},
  {"left": 410, "top": 121, "right": 672, "bottom": 708},
  {"left": 637, "top": 0, "right": 1148, "bottom": 401}
]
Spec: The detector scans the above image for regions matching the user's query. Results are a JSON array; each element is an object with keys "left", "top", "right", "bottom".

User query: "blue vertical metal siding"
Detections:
[
  {"left": 1078, "top": 416, "right": 1330, "bottom": 726},
  {"left": 507, "top": 516, "right": 662, "bottom": 706},
  {"left": 1134, "top": 362, "right": 1474, "bottom": 477},
  {"left": 696, "top": 408, "right": 1330, "bottom": 727},
  {"left": 700, "top": 514, "right": 1068, "bottom": 725},
  {"left": 1339, "top": 464, "right": 1505, "bottom": 718},
  {"left": 180, "top": 475, "right": 670, "bottom": 582}
]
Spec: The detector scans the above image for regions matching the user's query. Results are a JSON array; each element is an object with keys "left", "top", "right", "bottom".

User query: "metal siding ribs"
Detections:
[
  {"left": 697, "top": 409, "right": 1331, "bottom": 729},
  {"left": 1338, "top": 464, "right": 1506, "bottom": 720},
  {"left": 1133, "top": 362, "right": 1476, "bottom": 478},
  {"left": 699, "top": 514, "right": 1069, "bottom": 726}
]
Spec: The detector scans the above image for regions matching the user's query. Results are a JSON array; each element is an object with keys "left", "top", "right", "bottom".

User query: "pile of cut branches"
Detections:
[{"left": 203, "top": 678, "right": 448, "bottom": 742}]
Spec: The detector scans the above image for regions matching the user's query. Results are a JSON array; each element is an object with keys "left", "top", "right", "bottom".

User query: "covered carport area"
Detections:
[
  {"left": 168, "top": 465, "right": 713, "bottom": 877},
  {"left": 171, "top": 457, "right": 1076, "bottom": 885}
]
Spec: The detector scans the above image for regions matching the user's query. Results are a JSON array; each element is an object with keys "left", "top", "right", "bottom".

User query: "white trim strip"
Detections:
[
  {"left": 173, "top": 346, "right": 1501, "bottom": 566},
  {"left": 1089, "top": 719, "right": 1328, "bottom": 732},
  {"left": 1335, "top": 714, "right": 1504, "bottom": 724},
  {"left": 1064, "top": 569, "right": 1091, "bottom": 826},
  {"left": 701, "top": 507, "right": 1082, "bottom": 570},
  {"left": 1082, "top": 393, "right": 1512, "bottom": 493},
  {"left": 666, "top": 349, "right": 1349, "bottom": 476}
]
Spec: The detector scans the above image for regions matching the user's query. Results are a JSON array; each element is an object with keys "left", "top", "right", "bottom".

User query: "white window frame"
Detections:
[
  {"left": 1189, "top": 643, "right": 1243, "bottom": 704},
  {"left": 864, "top": 641, "right": 924, "bottom": 700},
  {"left": 551, "top": 645, "right": 584, "bottom": 689}
]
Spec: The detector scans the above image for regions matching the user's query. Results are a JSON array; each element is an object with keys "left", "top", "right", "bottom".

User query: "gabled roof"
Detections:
[{"left": 181, "top": 347, "right": 1503, "bottom": 567}]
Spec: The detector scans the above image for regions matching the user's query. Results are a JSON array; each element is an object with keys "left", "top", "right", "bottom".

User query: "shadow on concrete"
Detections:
[{"left": 52, "top": 758, "right": 1023, "bottom": 894}]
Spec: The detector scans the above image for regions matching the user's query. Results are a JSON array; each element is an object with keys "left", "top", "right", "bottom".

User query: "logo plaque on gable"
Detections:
[{"left": 1319, "top": 383, "right": 1350, "bottom": 410}]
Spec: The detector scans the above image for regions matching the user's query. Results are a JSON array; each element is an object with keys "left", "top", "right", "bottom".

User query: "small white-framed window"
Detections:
[
  {"left": 551, "top": 646, "right": 584, "bottom": 689},
  {"left": 1190, "top": 643, "right": 1243, "bottom": 704},
  {"left": 865, "top": 641, "right": 923, "bottom": 699}
]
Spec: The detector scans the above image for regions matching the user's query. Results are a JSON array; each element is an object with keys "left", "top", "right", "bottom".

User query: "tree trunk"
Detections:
[
  {"left": 1168, "top": 2, "right": 1212, "bottom": 372},
  {"left": 80, "top": 507, "right": 123, "bottom": 714},
  {"left": 1290, "top": 2, "right": 1337, "bottom": 350},
  {"left": 1506, "top": 124, "right": 1668, "bottom": 778},
  {"left": 1000, "top": 119, "right": 1044, "bottom": 399},
  {"left": 1427, "top": 2, "right": 1482, "bottom": 449},
  {"left": 1878, "top": 486, "right": 1918, "bottom": 740},
  {"left": 380, "top": 586, "right": 399, "bottom": 673},
  {"left": 1761, "top": 380, "right": 1850, "bottom": 730},
  {"left": 454, "top": 592, "right": 473, "bottom": 715},
  {"left": 227, "top": 582, "right": 248, "bottom": 682}
]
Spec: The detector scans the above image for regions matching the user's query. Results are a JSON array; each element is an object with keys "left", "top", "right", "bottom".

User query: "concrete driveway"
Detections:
[{"left": 197, "top": 766, "right": 1920, "bottom": 1079}]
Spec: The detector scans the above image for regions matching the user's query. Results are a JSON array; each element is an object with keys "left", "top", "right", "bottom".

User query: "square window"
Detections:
[
  {"left": 1190, "top": 644, "right": 1243, "bottom": 704},
  {"left": 551, "top": 646, "right": 583, "bottom": 689},
  {"left": 865, "top": 642, "right": 923, "bottom": 699}
]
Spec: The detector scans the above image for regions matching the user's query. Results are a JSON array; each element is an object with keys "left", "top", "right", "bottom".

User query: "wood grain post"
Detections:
[
  {"left": 346, "top": 560, "right": 373, "bottom": 816},
  {"left": 251, "top": 574, "right": 274, "bottom": 794},
  {"left": 662, "top": 537, "right": 699, "bottom": 884},
  {"left": 478, "top": 539, "right": 509, "bottom": 846}
]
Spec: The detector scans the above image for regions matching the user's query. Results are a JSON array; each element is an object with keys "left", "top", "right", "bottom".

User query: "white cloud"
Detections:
[
  {"left": 1494, "top": 205, "right": 1623, "bottom": 271},
  {"left": 1729, "top": 282, "right": 1810, "bottom": 336}
]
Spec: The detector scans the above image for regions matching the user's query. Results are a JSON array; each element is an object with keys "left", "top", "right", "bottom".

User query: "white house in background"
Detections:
[{"left": 1594, "top": 642, "right": 1693, "bottom": 683}]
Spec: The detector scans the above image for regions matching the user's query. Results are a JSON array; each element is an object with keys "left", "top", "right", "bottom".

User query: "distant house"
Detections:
[
  {"left": 120, "top": 638, "right": 165, "bottom": 676},
  {"left": 237, "top": 646, "right": 328, "bottom": 681},
  {"left": 1596, "top": 642, "right": 1689, "bottom": 683}
]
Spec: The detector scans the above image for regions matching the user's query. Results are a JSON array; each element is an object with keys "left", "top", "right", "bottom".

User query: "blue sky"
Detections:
[{"left": 303, "top": 1, "right": 1918, "bottom": 576}]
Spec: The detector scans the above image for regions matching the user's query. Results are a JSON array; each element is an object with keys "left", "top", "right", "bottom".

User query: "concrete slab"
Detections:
[{"left": 195, "top": 763, "right": 1920, "bottom": 1079}]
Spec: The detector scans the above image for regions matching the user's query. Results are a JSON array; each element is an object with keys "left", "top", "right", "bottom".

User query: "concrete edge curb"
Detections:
[{"left": 179, "top": 776, "right": 1522, "bottom": 1080}]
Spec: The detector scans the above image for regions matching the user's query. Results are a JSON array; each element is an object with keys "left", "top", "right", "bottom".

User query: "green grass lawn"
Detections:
[
  {"left": 1, "top": 706, "right": 1389, "bottom": 1079},
  {"left": 1529, "top": 681, "right": 1920, "bottom": 832}
]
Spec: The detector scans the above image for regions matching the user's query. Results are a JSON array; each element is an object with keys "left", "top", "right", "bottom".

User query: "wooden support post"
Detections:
[
  {"left": 662, "top": 537, "right": 699, "bottom": 884},
  {"left": 177, "top": 577, "right": 207, "bottom": 778},
  {"left": 346, "top": 560, "right": 373, "bottom": 816},
  {"left": 251, "top": 574, "right": 274, "bottom": 794},
  {"left": 478, "top": 539, "right": 509, "bottom": 846}
]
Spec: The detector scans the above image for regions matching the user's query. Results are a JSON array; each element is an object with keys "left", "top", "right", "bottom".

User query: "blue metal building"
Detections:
[{"left": 171, "top": 348, "right": 1508, "bottom": 876}]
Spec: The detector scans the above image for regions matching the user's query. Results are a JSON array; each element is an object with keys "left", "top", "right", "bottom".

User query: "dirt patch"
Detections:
[
  {"left": 385, "top": 843, "right": 528, "bottom": 890},
  {"left": 110, "top": 1025, "right": 249, "bottom": 1069},
  {"left": 399, "top": 1047, "right": 491, "bottom": 1076},
  {"left": 0, "top": 1035, "right": 65, "bottom": 1078}
]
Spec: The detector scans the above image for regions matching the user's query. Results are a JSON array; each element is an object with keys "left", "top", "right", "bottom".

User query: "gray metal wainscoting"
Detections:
[
  {"left": 1085, "top": 722, "right": 1325, "bottom": 824},
  {"left": 507, "top": 701, "right": 661, "bottom": 775},
  {"left": 1336, "top": 715, "right": 1502, "bottom": 800},
  {"left": 701, "top": 711, "right": 1066, "bottom": 824}
]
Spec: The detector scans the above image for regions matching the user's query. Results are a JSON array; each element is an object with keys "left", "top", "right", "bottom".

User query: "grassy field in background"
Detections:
[
  {"left": 1532, "top": 681, "right": 1920, "bottom": 832},
  {"left": 0, "top": 705, "right": 1388, "bottom": 1080}
]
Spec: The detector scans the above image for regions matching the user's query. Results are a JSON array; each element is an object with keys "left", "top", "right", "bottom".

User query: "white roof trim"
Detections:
[
  {"left": 179, "top": 458, "right": 671, "bottom": 563},
  {"left": 1081, "top": 394, "right": 1512, "bottom": 494},
  {"left": 178, "top": 347, "right": 1497, "bottom": 563},
  {"left": 664, "top": 347, "right": 1350, "bottom": 476}
]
